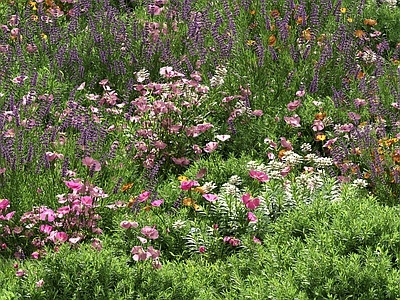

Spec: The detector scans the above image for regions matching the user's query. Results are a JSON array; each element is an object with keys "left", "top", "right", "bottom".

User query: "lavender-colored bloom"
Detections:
[
  {"left": 113, "top": 177, "right": 124, "bottom": 194},
  {"left": 309, "top": 72, "right": 319, "bottom": 93}
]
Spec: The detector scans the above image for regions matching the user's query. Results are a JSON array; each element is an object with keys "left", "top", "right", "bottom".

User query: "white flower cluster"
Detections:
[
  {"left": 135, "top": 68, "right": 150, "bottom": 83},
  {"left": 361, "top": 48, "right": 378, "bottom": 64},
  {"left": 313, "top": 157, "right": 333, "bottom": 168},
  {"left": 210, "top": 65, "right": 227, "bottom": 87},
  {"left": 220, "top": 183, "right": 241, "bottom": 197},
  {"left": 351, "top": 178, "right": 368, "bottom": 189},
  {"left": 201, "top": 181, "right": 217, "bottom": 193},
  {"left": 172, "top": 220, "right": 186, "bottom": 230},
  {"left": 295, "top": 171, "right": 325, "bottom": 192},
  {"left": 281, "top": 151, "right": 303, "bottom": 166},
  {"left": 381, "top": 0, "right": 397, "bottom": 8},
  {"left": 228, "top": 175, "right": 242, "bottom": 186},
  {"left": 300, "top": 143, "right": 312, "bottom": 153}
]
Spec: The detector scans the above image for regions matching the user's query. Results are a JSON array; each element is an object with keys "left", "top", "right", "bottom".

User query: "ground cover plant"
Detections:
[{"left": 1, "top": 0, "right": 400, "bottom": 298}]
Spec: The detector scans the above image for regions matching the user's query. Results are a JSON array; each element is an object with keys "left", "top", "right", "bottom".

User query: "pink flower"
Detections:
[
  {"left": 16, "top": 269, "right": 26, "bottom": 277},
  {"left": 252, "top": 110, "right": 264, "bottom": 116},
  {"left": 57, "top": 206, "right": 70, "bottom": 215},
  {"left": 152, "top": 259, "right": 162, "bottom": 269},
  {"left": 224, "top": 237, "right": 241, "bottom": 247},
  {"left": 137, "top": 191, "right": 151, "bottom": 202},
  {"left": 40, "top": 224, "right": 53, "bottom": 235},
  {"left": 80, "top": 196, "right": 93, "bottom": 207},
  {"left": 31, "top": 252, "right": 40, "bottom": 259},
  {"left": 64, "top": 180, "right": 83, "bottom": 191},
  {"left": 180, "top": 180, "right": 199, "bottom": 190},
  {"left": 141, "top": 226, "right": 159, "bottom": 239},
  {"left": 312, "top": 119, "right": 324, "bottom": 131},
  {"left": 203, "top": 194, "right": 218, "bottom": 202},
  {"left": 249, "top": 170, "right": 269, "bottom": 182},
  {"left": 287, "top": 100, "right": 301, "bottom": 111},
  {"left": 120, "top": 221, "right": 139, "bottom": 229},
  {"left": 295, "top": 90, "right": 305, "bottom": 97},
  {"left": 215, "top": 134, "right": 231, "bottom": 141},
  {"left": 241, "top": 193, "right": 260, "bottom": 210},
  {"left": 199, "top": 246, "right": 206, "bottom": 253},
  {"left": 253, "top": 236, "right": 262, "bottom": 244},
  {"left": 0, "top": 199, "right": 10, "bottom": 210},
  {"left": 36, "top": 279, "right": 45, "bottom": 288},
  {"left": 204, "top": 142, "right": 218, "bottom": 153},
  {"left": 131, "top": 246, "right": 150, "bottom": 261},
  {"left": 172, "top": 157, "right": 190, "bottom": 166},
  {"left": 284, "top": 115, "right": 301, "bottom": 127},
  {"left": 81, "top": 157, "right": 101, "bottom": 172},
  {"left": 323, "top": 138, "right": 337, "bottom": 148},
  {"left": 247, "top": 212, "right": 258, "bottom": 223},
  {"left": 40, "top": 208, "right": 55, "bottom": 222},
  {"left": 147, "top": 246, "right": 161, "bottom": 259},
  {"left": 151, "top": 199, "right": 164, "bottom": 207},
  {"left": 280, "top": 166, "right": 291, "bottom": 177},
  {"left": 0, "top": 211, "right": 15, "bottom": 221},
  {"left": 137, "top": 236, "right": 148, "bottom": 244},
  {"left": 54, "top": 231, "right": 68, "bottom": 243},
  {"left": 280, "top": 137, "right": 293, "bottom": 150},
  {"left": 91, "top": 238, "right": 102, "bottom": 251}
]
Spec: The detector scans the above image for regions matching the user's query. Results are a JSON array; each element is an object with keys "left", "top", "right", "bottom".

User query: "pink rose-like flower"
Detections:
[
  {"left": 284, "top": 115, "right": 301, "bottom": 127},
  {"left": 287, "top": 100, "right": 301, "bottom": 111},
  {"left": 141, "top": 226, "right": 159, "bottom": 240},
  {"left": 203, "top": 194, "right": 218, "bottom": 202},
  {"left": 241, "top": 193, "right": 260, "bottom": 210},
  {"left": 249, "top": 170, "right": 269, "bottom": 182},
  {"left": 180, "top": 180, "right": 199, "bottom": 190},
  {"left": 247, "top": 212, "right": 258, "bottom": 223}
]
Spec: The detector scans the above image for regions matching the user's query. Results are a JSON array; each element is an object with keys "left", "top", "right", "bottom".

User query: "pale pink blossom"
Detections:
[
  {"left": 247, "top": 212, "right": 258, "bottom": 223},
  {"left": 249, "top": 170, "right": 269, "bottom": 182},
  {"left": 204, "top": 142, "right": 218, "bottom": 153},
  {"left": 141, "top": 226, "right": 159, "bottom": 239},
  {"left": 284, "top": 115, "right": 301, "bottom": 127},
  {"left": 203, "top": 194, "right": 218, "bottom": 202},
  {"left": 151, "top": 199, "right": 164, "bottom": 207},
  {"left": 312, "top": 119, "right": 324, "bottom": 131},
  {"left": 287, "top": 100, "right": 301, "bottom": 111}
]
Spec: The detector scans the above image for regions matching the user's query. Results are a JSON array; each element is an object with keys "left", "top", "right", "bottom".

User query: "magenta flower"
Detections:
[
  {"left": 39, "top": 224, "right": 53, "bottom": 235},
  {"left": 249, "top": 170, "right": 269, "bottom": 182},
  {"left": 323, "top": 138, "right": 337, "bottom": 148},
  {"left": 16, "top": 269, "right": 26, "bottom": 277},
  {"left": 64, "top": 180, "right": 83, "bottom": 191},
  {"left": 0, "top": 211, "right": 15, "bottom": 221},
  {"left": 80, "top": 196, "right": 93, "bottom": 207},
  {"left": 253, "top": 236, "right": 262, "bottom": 245},
  {"left": 284, "top": 115, "right": 301, "bottom": 127},
  {"left": 81, "top": 157, "right": 101, "bottom": 171},
  {"left": 0, "top": 199, "right": 10, "bottom": 210},
  {"left": 31, "top": 252, "right": 40, "bottom": 259},
  {"left": 141, "top": 226, "right": 159, "bottom": 239},
  {"left": 180, "top": 180, "right": 199, "bottom": 190},
  {"left": 203, "top": 194, "right": 218, "bottom": 202},
  {"left": 287, "top": 100, "right": 301, "bottom": 111},
  {"left": 35, "top": 279, "right": 45, "bottom": 288},
  {"left": 39, "top": 208, "right": 55, "bottom": 222},
  {"left": 137, "top": 191, "right": 151, "bottom": 202},
  {"left": 54, "top": 231, "right": 68, "bottom": 243},
  {"left": 199, "top": 246, "right": 206, "bottom": 253},
  {"left": 172, "top": 157, "right": 190, "bottom": 166},
  {"left": 280, "top": 166, "right": 291, "bottom": 177},
  {"left": 241, "top": 193, "right": 260, "bottom": 210},
  {"left": 151, "top": 199, "right": 164, "bottom": 207},
  {"left": 247, "top": 212, "right": 258, "bottom": 223}
]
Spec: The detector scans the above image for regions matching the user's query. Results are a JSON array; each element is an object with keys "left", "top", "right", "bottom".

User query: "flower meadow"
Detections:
[{"left": 1, "top": 0, "right": 400, "bottom": 298}]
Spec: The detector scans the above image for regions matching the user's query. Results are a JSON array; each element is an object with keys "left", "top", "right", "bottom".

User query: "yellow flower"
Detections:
[
  {"left": 347, "top": 17, "right": 353, "bottom": 23},
  {"left": 183, "top": 197, "right": 194, "bottom": 206},
  {"left": 363, "top": 19, "right": 377, "bottom": 26},
  {"left": 29, "top": 1, "right": 37, "bottom": 10},
  {"left": 340, "top": 7, "right": 347, "bottom": 13},
  {"left": 31, "top": 15, "right": 38, "bottom": 22},
  {"left": 41, "top": 33, "right": 48, "bottom": 40},
  {"left": 250, "top": 10, "right": 256, "bottom": 15},
  {"left": 193, "top": 204, "right": 201, "bottom": 211},
  {"left": 247, "top": 40, "right": 256, "bottom": 46},
  {"left": 315, "top": 133, "right": 326, "bottom": 141},
  {"left": 268, "top": 35, "right": 276, "bottom": 46},
  {"left": 178, "top": 175, "right": 188, "bottom": 182},
  {"left": 127, "top": 197, "right": 136, "bottom": 208}
]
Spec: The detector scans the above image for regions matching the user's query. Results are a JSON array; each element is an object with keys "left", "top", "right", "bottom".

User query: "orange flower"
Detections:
[
  {"left": 268, "top": 35, "right": 276, "bottom": 46},
  {"left": 121, "top": 182, "right": 134, "bottom": 192},
  {"left": 315, "top": 112, "right": 326, "bottom": 120},
  {"left": 363, "top": 19, "right": 377, "bottom": 26},
  {"left": 302, "top": 28, "right": 312, "bottom": 41},
  {"left": 250, "top": 10, "right": 256, "bottom": 15},
  {"left": 354, "top": 30, "right": 366, "bottom": 38},
  {"left": 392, "top": 150, "right": 400, "bottom": 163},
  {"left": 296, "top": 16, "right": 307, "bottom": 25},
  {"left": 193, "top": 187, "right": 205, "bottom": 194},
  {"left": 278, "top": 149, "right": 289, "bottom": 160},
  {"left": 183, "top": 197, "right": 194, "bottom": 206},
  {"left": 357, "top": 71, "right": 365, "bottom": 79},
  {"left": 249, "top": 22, "right": 258, "bottom": 29},
  {"left": 270, "top": 9, "right": 280, "bottom": 19}
]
